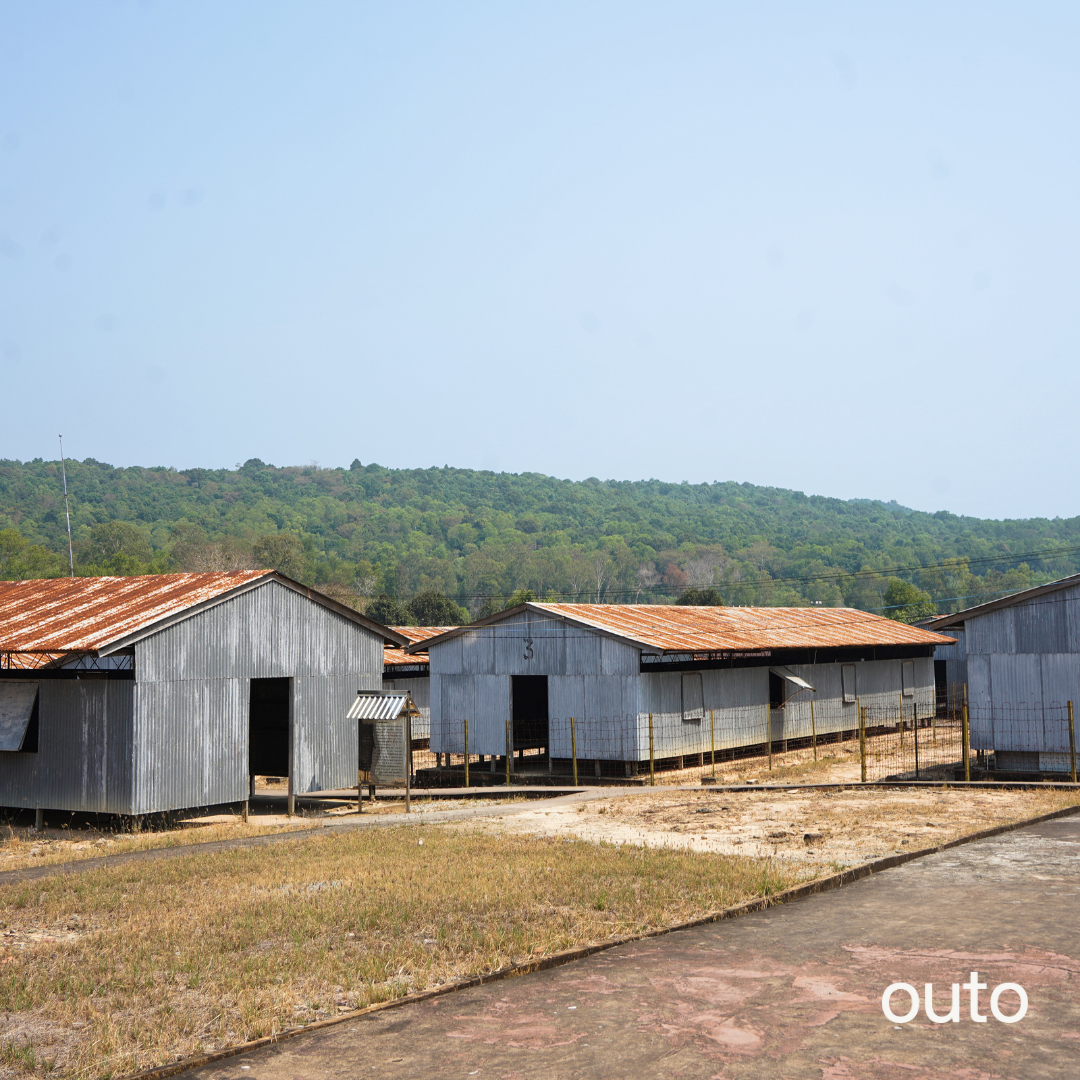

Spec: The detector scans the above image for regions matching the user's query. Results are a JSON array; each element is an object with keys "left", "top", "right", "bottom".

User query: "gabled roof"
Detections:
[
  {"left": 0, "top": 571, "right": 409, "bottom": 656},
  {"left": 924, "top": 573, "right": 1080, "bottom": 631},
  {"left": 383, "top": 626, "right": 456, "bottom": 668},
  {"left": 407, "top": 602, "right": 954, "bottom": 656}
]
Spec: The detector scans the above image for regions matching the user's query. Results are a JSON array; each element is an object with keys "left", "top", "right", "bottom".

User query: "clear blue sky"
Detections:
[{"left": 2, "top": 2, "right": 1077, "bottom": 520}]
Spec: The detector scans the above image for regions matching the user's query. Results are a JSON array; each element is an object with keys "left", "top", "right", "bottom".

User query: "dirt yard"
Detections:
[{"left": 457, "top": 786, "right": 1080, "bottom": 875}]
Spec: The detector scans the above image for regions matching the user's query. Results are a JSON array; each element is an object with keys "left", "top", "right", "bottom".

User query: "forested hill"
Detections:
[{"left": 2, "top": 456, "right": 1079, "bottom": 618}]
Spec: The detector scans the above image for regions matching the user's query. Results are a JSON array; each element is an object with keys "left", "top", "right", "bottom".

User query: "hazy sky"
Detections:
[{"left": 2, "top": 3, "right": 1077, "bottom": 520}]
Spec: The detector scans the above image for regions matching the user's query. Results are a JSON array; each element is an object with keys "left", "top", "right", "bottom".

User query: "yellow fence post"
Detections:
[
  {"left": 464, "top": 718, "right": 469, "bottom": 788},
  {"left": 810, "top": 699, "right": 817, "bottom": 761},
  {"left": 505, "top": 719, "right": 511, "bottom": 788},
  {"left": 859, "top": 704, "right": 866, "bottom": 783},
  {"left": 648, "top": 713, "right": 655, "bottom": 786},
  {"left": 570, "top": 716, "right": 578, "bottom": 787},
  {"left": 766, "top": 704, "right": 772, "bottom": 771},
  {"left": 710, "top": 709, "right": 716, "bottom": 778},
  {"left": 962, "top": 702, "right": 970, "bottom": 782},
  {"left": 1068, "top": 701, "right": 1077, "bottom": 785}
]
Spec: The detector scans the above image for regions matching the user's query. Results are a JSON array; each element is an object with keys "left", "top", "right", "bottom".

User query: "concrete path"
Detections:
[{"left": 184, "top": 816, "right": 1080, "bottom": 1080}]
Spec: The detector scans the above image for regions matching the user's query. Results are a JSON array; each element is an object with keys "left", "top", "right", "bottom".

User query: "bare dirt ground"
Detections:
[{"left": 456, "top": 785, "right": 1080, "bottom": 876}]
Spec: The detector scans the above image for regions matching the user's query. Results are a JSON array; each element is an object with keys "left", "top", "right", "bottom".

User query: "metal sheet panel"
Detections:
[
  {"left": 0, "top": 680, "right": 135, "bottom": 813},
  {"left": 431, "top": 674, "right": 511, "bottom": 756},
  {"left": 348, "top": 693, "right": 408, "bottom": 720},
  {"left": 419, "top": 602, "right": 953, "bottom": 655},
  {"left": 384, "top": 676, "right": 431, "bottom": 739},
  {"left": 0, "top": 681, "right": 37, "bottom": 751}
]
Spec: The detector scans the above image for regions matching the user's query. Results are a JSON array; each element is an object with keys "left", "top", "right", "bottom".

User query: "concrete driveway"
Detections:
[{"left": 185, "top": 816, "right": 1080, "bottom": 1079}]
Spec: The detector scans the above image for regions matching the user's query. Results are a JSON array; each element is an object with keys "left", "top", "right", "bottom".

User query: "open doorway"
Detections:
[
  {"left": 511, "top": 675, "right": 548, "bottom": 752},
  {"left": 249, "top": 677, "right": 291, "bottom": 781}
]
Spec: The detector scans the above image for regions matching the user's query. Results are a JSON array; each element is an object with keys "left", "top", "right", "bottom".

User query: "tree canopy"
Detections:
[{"left": 2, "top": 456, "right": 1077, "bottom": 619}]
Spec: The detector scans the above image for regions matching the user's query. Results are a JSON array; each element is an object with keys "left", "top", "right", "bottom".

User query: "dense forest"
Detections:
[{"left": 2, "top": 456, "right": 1079, "bottom": 622}]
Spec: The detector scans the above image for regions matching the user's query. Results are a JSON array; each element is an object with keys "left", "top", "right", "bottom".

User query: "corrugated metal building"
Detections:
[
  {"left": 381, "top": 626, "right": 456, "bottom": 743},
  {"left": 927, "top": 575, "right": 1080, "bottom": 771},
  {"left": 0, "top": 572, "right": 407, "bottom": 815},
  {"left": 414, "top": 603, "right": 953, "bottom": 773}
]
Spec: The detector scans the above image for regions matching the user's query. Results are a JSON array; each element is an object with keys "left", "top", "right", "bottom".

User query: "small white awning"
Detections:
[
  {"left": 769, "top": 666, "right": 816, "bottom": 692},
  {"left": 0, "top": 681, "right": 39, "bottom": 752},
  {"left": 347, "top": 692, "right": 410, "bottom": 722}
]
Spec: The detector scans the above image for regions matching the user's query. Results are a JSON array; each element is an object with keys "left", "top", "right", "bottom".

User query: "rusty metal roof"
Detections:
[
  {"left": 409, "top": 603, "right": 954, "bottom": 655},
  {"left": 383, "top": 627, "right": 455, "bottom": 668},
  {"left": 0, "top": 572, "right": 409, "bottom": 654}
]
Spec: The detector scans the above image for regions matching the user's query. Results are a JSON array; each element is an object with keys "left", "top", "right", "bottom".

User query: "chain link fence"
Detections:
[{"left": 412, "top": 697, "right": 1078, "bottom": 787}]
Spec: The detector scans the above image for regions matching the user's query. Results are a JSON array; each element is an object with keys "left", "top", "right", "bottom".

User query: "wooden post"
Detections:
[
  {"left": 962, "top": 701, "right": 970, "bottom": 782},
  {"left": 242, "top": 800, "right": 249, "bottom": 823},
  {"left": 859, "top": 704, "right": 866, "bottom": 783},
  {"left": 766, "top": 704, "right": 772, "bottom": 771},
  {"left": 505, "top": 719, "right": 511, "bottom": 788},
  {"left": 287, "top": 677, "right": 295, "bottom": 818},
  {"left": 464, "top": 718, "right": 469, "bottom": 788},
  {"left": 648, "top": 713, "right": 655, "bottom": 786},
  {"left": 810, "top": 699, "right": 817, "bottom": 761},
  {"left": 1068, "top": 701, "right": 1077, "bottom": 784},
  {"left": 570, "top": 717, "right": 578, "bottom": 786},
  {"left": 710, "top": 709, "right": 716, "bottom": 778},
  {"left": 34, "top": 808, "right": 44, "bottom": 832},
  {"left": 913, "top": 702, "right": 920, "bottom": 780},
  {"left": 404, "top": 705, "right": 412, "bottom": 814},
  {"left": 898, "top": 691, "right": 904, "bottom": 749}
]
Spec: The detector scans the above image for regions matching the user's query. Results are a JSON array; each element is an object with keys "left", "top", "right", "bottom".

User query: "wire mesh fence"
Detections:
[
  {"left": 421, "top": 700, "right": 901, "bottom": 787},
  {"left": 411, "top": 697, "right": 1078, "bottom": 787}
]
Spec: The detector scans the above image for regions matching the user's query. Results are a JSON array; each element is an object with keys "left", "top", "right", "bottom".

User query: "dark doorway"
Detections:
[
  {"left": 512, "top": 675, "right": 548, "bottom": 751},
  {"left": 769, "top": 671, "right": 786, "bottom": 710},
  {"left": 249, "top": 677, "right": 291, "bottom": 778},
  {"left": 934, "top": 660, "right": 948, "bottom": 715}
]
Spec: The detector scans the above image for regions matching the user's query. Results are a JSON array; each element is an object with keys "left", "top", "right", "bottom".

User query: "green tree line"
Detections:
[{"left": 3, "top": 456, "right": 1078, "bottom": 622}]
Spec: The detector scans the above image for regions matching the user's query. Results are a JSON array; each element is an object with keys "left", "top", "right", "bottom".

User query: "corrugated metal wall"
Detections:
[
  {"left": 0, "top": 680, "right": 135, "bottom": 814},
  {"left": 965, "top": 584, "right": 1080, "bottom": 755},
  {"left": 132, "top": 580, "right": 383, "bottom": 814},
  {"left": 429, "top": 611, "right": 640, "bottom": 757},
  {"left": 428, "top": 610, "right": 935, "bottom": 763},
  {"left": 383, "top": 675, "right": 430, "bottom": 740}
]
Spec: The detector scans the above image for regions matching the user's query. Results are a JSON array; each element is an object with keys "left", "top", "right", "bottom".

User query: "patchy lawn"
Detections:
[{"left": 0, "top": 826, "right": 801, "bottom": 1078}]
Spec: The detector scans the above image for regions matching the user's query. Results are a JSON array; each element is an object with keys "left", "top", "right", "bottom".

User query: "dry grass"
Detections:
[
  {"left": 0, "top": 825, "right": 801, "bottom": 1078},
  {"left": 0, "top": 796, "right": 521, "bottom": 876}
]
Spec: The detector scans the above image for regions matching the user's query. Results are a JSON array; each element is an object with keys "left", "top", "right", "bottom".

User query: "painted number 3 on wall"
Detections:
[{"left": 523, "top": 637, "right": 534, "bottom": 660}]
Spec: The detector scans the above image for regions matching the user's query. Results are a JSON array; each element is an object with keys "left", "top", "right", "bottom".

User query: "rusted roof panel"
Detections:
[
  {"left": 532, "top": 603, "right": 954, "bottom": 651},
  {"left": 383, "top": 626, "right": 454, "bottom": 668},
  {"left": 410, "top": 604, "right": 954, "bottom": 654},
  {"left": 0, "top": 572, "right": 273, "bottom": 653}
]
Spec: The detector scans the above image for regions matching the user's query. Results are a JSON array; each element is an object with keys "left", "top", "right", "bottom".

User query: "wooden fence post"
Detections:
[
  {"left": 859, "top": 704, "right": 866, "bottom": 783},
  {"left": 766, "top": 704, "right": 772, "bottom": 771},
  {"left": 710, "top": 709, "right": 716, "bottom": 778},
  {"left": 962, "top": 701, "right": 970, "bottom": 782},
  {"left": 810, "top": 699, "right": 817, "bottom": 761},
  {"left": 1068, "top": 701, "right": 1077, "bottom": 785},
  {"left": 505, "top": 719, "right": 511, "bottom": 788},
  {"left": 464, "top": 718, "right": 469, "bottom": 788},
  {"left": 648, "top": 713, "right": 655, "bottom": 786},
  {"left": 570, "top": 716, "right": 578, "bottom": 787}
]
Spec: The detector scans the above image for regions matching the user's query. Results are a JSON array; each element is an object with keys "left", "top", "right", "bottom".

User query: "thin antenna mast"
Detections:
[{"left": 59, "top": 434, "right": 74, "bottom": 577}]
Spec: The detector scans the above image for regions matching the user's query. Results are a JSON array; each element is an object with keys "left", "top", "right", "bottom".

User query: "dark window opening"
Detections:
[
  {"left": 511, "top": 675, "right": 548, "bottom": 751},
  {"left": 769, "top": 670, "right": 786, "bottom": 710},
  {"left": 21, "top": 695, "right": 39, "bottom": 753},
  {"left": 934, "top": 660, "right": 948, "bottom": 713},
  {"left": 249, "top": 677, "right": 291, "bottom": 778}
]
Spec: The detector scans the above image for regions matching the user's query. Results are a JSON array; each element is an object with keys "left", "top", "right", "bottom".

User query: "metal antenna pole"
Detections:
[{"left": 59, "top": 435, "right": 74, "bottom": 577}]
